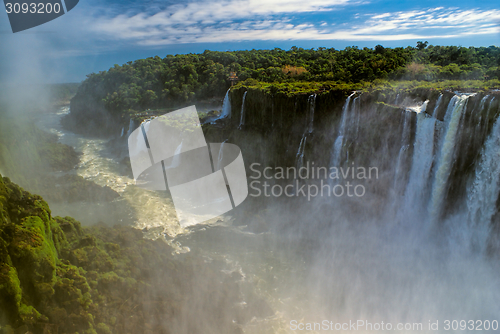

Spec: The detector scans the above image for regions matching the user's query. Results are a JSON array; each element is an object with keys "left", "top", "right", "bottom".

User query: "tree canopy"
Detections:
[{"left": 73, "top": 44, "right": 500, "bottom": 114}]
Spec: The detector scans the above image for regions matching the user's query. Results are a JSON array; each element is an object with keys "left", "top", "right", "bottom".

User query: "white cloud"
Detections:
[
  {"left": 86, "top": 3, "right": 500, "bottom": 45},
  {"left": 88, "top": 0, "right": 353, "bottom": 40}
]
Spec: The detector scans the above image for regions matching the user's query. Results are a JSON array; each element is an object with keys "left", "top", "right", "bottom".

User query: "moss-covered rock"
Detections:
[{"left": 0, "top": 175, "right": 262, "bottom": 333}]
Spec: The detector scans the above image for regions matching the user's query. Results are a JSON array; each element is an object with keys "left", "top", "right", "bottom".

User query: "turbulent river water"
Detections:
[
  {"left": 35, "top": 106, "right": 309, "bottom": 333},
  {"left": 35, "top": 101, "right": 500, "bottom": 334}
]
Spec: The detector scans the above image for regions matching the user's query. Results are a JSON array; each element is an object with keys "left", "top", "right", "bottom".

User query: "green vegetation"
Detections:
[
  {"left": 0, "top": 175, "right": 256, "bottom": 333},
  {"left": 0, "top": 114, "right": 79, "bottom": 185},
  {"left": 0, "top": 108, "right": 119, "bottom": 204},
  {"left": 228, "top": 78, "right": 500, "bottom": 99},
  {"left": 72, "top": 44, "right": 500, "bottom": 115},
  {"left": 48, "top": 83, "right": 80, "bottom": 106}
]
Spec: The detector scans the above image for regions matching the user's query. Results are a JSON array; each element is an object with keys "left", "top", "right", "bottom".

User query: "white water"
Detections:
[
  {"left": 429, "top": 95, "right": 471, "bottom": 220},
  {"left": 432, "top": 93, "right": 443, "bottom": 117},
  {"left": 126, "top": 118, "right": 135, "bottom": 138},
  {"left": 294, "top": 94, "right": 317, "bottom": 170},
  {"left": 466, "top": 116, "right": 500, "bottom": 252},
  {"left": 480, "top": 97, "right": 496, "bottom": 139},
  {"left": 476, "top": 95, "right": 491, "bottom": 133},
  {"left": 402, "top": 101, "right": 435, "bottom": 215},
  {"left": 36, "top": 107, "right": 186, "bottom": 238},
  {"left": 295, "top": 136, "right": 307, "bottom": 169},
  {"left": 33, "top": 105, "right": 310, "bottom": 334},
  {"left": 239, "top": 91, "right": 247, "bottom": 128},
  {"left": 331, "top": 92, "right": 356, "bottom": 167},
  {"left": 165, "top": 142, "right": 183, "bottom": 169},
  {"left": 479, "top": 95, "right": 490, "bottom": 113},
  {"left": 221, "top": 89, "right": 231, "bottom": 118},
  {"left": 307, "top": 94, "right": 316, "bottom": 133},
  {"left": 216, "top": 140, "right": 227, "bottom": 171},
  {"left": 393, "top": 109, "right": 414, "bottom": 191},
  {"left": 352, "top": 96, "right": 361, "bottom": 138}
]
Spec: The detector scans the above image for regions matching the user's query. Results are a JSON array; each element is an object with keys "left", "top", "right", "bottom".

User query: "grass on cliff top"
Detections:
[{"left": 233, "top": 78, "right": 500, "bottom": 96}]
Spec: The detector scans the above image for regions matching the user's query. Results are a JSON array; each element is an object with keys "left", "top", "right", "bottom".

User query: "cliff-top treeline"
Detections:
[{"left": 73, "top": 44, "right": 500, "bottom": 114}]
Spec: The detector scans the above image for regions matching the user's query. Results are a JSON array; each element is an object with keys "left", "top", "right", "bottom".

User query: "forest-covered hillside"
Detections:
[
  {"left": 73, "top": 44, "right": 500, "bottom": 114},
  {"left": 0, "top": 174, "right": 263, "bottom": 334}
]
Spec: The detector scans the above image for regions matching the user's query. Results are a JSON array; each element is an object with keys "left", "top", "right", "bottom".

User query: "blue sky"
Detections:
[{"left": 0, "top": 0, "right": 499, "bottom": 83}]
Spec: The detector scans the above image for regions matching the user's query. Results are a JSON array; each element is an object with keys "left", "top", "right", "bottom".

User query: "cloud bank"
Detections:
[{"left": 86, "top": 2, "right": 500, "bottom": 46}]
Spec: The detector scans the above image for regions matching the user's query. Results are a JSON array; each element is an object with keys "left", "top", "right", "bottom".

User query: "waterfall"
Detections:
[
  {"left": 476, "top": 95, "right": 490, "bottom": 131},
  {"left": 466, "top": 117, "right": 500, "bottom": 251},
  {"left": 221, "top": 89, "right": 231, "bottom": 118},
  {"left": 402, "top": 101, "right": 435, "bottom": 211},
  {"left": 216, "top": 140, "right": 227, "bottom": 171},
  {"left": 480, "top": 97, "right": 495, "bottom": 139},
  {"left": 393, "top": 109, "right": 416, "bottom": 191},
  {"left": 307, "top": 94, "right": 316, "bottom": 133},
  {"left": 165, "top": 142, "right": 183, "bottom": 169},
  {"left": 479, "top": 95, "right": 490, "bottom": 112},
  {"left": 432, "top": 94, "right": 443, "bottom": 117},
  {"left": 293, "top": 94, "right": 317, "bottom": 170},
  {"left": 126, "top": 118, "right": 135, "bottom": 138},
  {"left": 331, "top": 92, "right": 356, "bottom": 167},
  {"left": 121, "top": 127, "right": 125, "bottom": 137},
  {"left": 296, "top": 136, "right": 307, "bottom": 170},
  {"left": 429, "top": 95, "right": 471, "bottom": 220},
  {"left": 239, "top": 91, "right": 247, "bottom": 128},
  {"left": 352, "top": 96, "right": 361, "bottom": 138}
]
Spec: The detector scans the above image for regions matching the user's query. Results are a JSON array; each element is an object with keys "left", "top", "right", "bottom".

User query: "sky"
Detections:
[{"left": 0, "top": 0, "right": 499, "bottom": 83}]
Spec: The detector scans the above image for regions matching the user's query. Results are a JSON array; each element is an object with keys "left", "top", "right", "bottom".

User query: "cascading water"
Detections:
[
  {"left": 165, "top": 142, "right": 183, "bottom": 169},
  {"left": 429, "top": 94, "right": 471, "bottom": 221},
  {"left": 239, "top": 91, "right": 247, "bottom": 128},
  {"left": 401, "top": 101, "right": 435, "bottom": 214},
  {"left": 307, "top": 94, "right": 316, "bottom": 133},
  {"left": 480, "top": 97, "right": 495, "bottom": 139},
  {"left": 295, "top": 136, "right": 306, "bottom": 170},
  {"left": 393, "top": 109, "right": 415, "bottom": 192},
  {"left": 466, "top": 115, "right": 500, "bottom": 252},
  {"left": 216, "top": 140, "right": 227, "bottom": 171},
  {"left": 476, "top": 95, "right": 490, "bottom": 132},
  {"left": 331, "top": 92, "right": 356, "bottom": 167},
  {"left": 432, "top": 93, "right": 443, "bottom": 117},
  {"left": 221, "top": 89, "right": 231, "bottom": 118},
  {"left": 295, "top": 94, "right": 317, "bottom": 169},
  {"left": 126, "top": 118, "right": 135, "bottom": 138},
  {"left": 352, "top": 96, "right": 361, "bottom": 138},
  {"left": 479, "top": 95, "right": 490, "bottom": 113}
]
